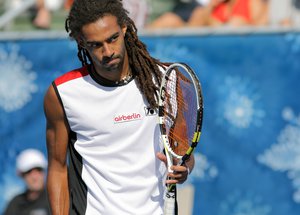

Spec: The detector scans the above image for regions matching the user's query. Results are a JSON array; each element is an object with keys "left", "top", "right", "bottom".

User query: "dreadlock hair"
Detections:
[{"left": 65, "top": 0, "right": 165, "bottom": 108}]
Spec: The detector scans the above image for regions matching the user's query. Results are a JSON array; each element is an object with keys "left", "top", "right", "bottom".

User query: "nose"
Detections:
[{"left": 102, "top": 43, "right": 113, "bottom": 57}]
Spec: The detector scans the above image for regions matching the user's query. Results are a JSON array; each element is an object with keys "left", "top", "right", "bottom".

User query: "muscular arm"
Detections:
[{"left": 44, "top": 85, "right": 70, "bottom": 215}]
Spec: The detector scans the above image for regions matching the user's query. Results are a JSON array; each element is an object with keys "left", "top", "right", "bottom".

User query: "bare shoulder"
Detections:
[
  {"left": 43, "top": 84, "right": 64, "bottom": 122},
  {"left": 44, "top": 84, "right": 56, "bottom": 105}
]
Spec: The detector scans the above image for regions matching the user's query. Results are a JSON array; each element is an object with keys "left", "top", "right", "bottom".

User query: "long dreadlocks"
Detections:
[{"left": 65, "top": 0, "right": 165, "bottom": 108}]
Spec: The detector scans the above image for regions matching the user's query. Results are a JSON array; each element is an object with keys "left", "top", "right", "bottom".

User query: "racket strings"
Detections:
[{"left": 163, "top": 70, "right": 198, "bottom": 156}]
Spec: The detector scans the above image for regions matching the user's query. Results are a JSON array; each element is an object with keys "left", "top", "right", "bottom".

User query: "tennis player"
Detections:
[{"left": 43, "top": 0, "right": 195, "bottom": 214}]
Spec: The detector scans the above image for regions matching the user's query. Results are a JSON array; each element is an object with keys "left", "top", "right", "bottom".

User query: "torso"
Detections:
[{"left": 53, "top": 65, "right": 166, "bottom": 214}]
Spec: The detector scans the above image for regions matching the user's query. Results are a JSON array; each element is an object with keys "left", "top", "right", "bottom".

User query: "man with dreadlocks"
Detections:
[{"left": 43, "top": 0, "right": 194, "bottom": 214}]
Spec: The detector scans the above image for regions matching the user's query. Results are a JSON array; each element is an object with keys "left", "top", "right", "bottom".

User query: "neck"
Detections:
[
  {"left": 119, "top": 56, "right": 132, "bottom": 81},
  {"left": 27, "top": 189, "right": 42, "bottom": 201}
]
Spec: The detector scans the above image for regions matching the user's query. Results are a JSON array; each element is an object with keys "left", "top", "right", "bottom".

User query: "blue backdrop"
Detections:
[{"left": 0, "top": 31, "right": 300, "bottom": 214}]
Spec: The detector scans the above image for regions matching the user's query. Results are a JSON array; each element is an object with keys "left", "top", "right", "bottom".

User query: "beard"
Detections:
[{"left": 101, "top": 53, "right": 123, "bottom": 72}]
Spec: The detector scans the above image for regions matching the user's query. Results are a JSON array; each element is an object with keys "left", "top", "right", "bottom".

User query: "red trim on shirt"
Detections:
[{"left": 55, "top": 66, "right": 89, "bottom": 86}]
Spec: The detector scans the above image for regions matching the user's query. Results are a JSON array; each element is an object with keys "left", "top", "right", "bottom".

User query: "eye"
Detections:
[
  {"left": 87, "top": 42, "right": 102, "bottom": 48},
  {"left": 108, "top": 34, "right": 119, "bottom": 43}
]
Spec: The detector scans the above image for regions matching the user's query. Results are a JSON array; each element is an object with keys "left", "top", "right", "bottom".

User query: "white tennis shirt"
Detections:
[{"left": 54, "top": 65, "right": 166, "bottom": 215}]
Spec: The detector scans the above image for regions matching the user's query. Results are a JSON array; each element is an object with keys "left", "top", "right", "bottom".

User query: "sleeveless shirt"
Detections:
[{"left": 53, "top": 65, "right": 166, "bottom": 215}]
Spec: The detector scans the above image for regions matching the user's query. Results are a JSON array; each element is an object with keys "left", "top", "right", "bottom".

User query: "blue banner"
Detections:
[{"left": 1, "top": 31, "right": 300, "bottom": 214}]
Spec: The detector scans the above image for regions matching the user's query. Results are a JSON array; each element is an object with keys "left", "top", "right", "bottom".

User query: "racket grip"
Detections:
[{"left": 164, "top": 187, "right": 176, "bottom": 215}]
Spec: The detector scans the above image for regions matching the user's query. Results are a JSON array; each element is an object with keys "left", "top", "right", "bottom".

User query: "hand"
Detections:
[{"left": 156, "top": 152, "right": 189, "bottom": 185}]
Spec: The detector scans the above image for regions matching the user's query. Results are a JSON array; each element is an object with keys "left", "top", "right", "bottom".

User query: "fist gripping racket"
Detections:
[{"left": 158, "top": 63, "right": 204, "bottom": 215}]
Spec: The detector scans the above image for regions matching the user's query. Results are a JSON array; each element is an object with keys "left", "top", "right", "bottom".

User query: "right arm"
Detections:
[{"left": 44, "top": 84, "right": 70, "bottom": 215}]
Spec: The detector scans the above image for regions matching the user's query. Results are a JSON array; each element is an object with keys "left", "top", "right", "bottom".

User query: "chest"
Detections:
[{"left": 57, "top": 77, "right": 157, "bottom": 136}]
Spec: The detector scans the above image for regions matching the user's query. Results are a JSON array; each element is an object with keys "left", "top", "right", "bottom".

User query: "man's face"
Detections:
[
  {"left": 80, "top": 15, "right": 127, "bottom": 74},
  {"left": 22, "top": 167, "right": 45, "bottom": 192}
]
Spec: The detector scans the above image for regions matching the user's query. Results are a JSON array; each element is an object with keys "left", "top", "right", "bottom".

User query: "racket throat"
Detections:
[{"left": 165, "top": 148, "right": 173, "bottom": 173}]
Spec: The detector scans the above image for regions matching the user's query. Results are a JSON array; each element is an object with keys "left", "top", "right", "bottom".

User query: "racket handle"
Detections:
[{"left": 164, "top": 186, "right": 177, "bottom": 215}]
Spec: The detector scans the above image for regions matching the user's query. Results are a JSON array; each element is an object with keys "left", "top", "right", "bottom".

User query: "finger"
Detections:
[
  {"left": 171, "top": 165, "right": 188, "bottom": 173},
  {"left": 166, "top": 175, "right": 187, "bottom": 184},
  {"left": 168, "top": 171, "right": 188, "bottom": 179},
  {"left": 156, "top": 152, "right": 167, "bottom": 163},
  {"left": 166, "top": 178, "right": 179, "bottom": 185},
  {"left": 167, "top": 166, "right": 188, "bottom": 184}
]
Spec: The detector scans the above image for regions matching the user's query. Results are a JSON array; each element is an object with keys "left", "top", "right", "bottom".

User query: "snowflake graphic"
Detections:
[
  {"left": 0, "top": 44, "right": 37, "bottom": 112},
  {"left": 285, "top": 33, "right": 300, "bottom": 54},
  {"left": 217, "top": 76, "right": 265, "bottom": 131},
  {"left": 257, "top": 107, "right": 300, "bottom": 203},
  {"left": 150, "top": 42, "right": 192, "bottom": 63},
  {"left": 219, "top": 190, "right": 272, "bottom": 215},
  {"left": 185, "top": 152, "right": 218, "bottom": 185}
]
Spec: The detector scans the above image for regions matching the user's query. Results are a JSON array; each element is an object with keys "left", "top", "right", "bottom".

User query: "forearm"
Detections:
[{"left": 47, "top": 166, "right": 69, "bottom": 215}]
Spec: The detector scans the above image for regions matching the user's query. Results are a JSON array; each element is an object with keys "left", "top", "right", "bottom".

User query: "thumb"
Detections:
[{"left": 156, "top": 152, "right": 167, "bottom": 163}]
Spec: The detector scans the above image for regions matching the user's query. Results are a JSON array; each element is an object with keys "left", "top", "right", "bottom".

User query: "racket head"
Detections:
[{"left": 158, "top": 63, "right": 203, "bottom": 162}]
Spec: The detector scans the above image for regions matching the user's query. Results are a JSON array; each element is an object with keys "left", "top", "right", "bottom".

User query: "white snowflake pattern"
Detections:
[
  {"left": 219, "top": 190, "right": 272, "bottom": 215},
  {"left": 257, "top": 107, "right": 300, "bottom": 203},
  {"left": 285, "top": 33, "right": 300, "bottom": 53},
  {"left": 151, "top": 43, "right": 191, "bottom": 63},
  {"left": 185, "top": 152, "right": 218, "bottom": 185},
  {"left": 217, "top": 76, "right": 265, "bottom": 130},
  {"left": 0, "top": 44, "right": 37, "bottom": 112}
]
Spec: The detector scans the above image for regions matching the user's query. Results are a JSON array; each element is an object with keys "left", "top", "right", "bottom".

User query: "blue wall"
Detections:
[{"left": 1, "top": 31, "right": 300, "bottom": 214}]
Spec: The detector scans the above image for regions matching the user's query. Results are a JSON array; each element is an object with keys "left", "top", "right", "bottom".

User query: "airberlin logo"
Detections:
[{"left": 114, "top": 113, "right": 142, "bottom": 123}]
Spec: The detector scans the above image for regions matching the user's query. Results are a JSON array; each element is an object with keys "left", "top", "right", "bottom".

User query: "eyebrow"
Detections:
[{"left": 85, "top": 32, "right": 120, "bottom": 47}]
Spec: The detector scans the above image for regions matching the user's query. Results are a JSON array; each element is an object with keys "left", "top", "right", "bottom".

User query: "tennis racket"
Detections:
[{"left": 158, "top": 63, "right": 204, "bottom": 215}]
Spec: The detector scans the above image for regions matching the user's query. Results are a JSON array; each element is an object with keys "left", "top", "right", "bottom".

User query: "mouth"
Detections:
[
  {"left": 103, "top": 57, "right": 120, "bottom": 67},
  {"left": 107, "top": 58, "right": 120, "bottom": 65}
]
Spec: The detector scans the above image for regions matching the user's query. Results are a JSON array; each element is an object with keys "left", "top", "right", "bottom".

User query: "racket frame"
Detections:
[
  {"left": 159, "top": 63, "right": 203, "bottom": 166},
  {"left": 158, "top": 62, "right": 204, "bottom": 215}
]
